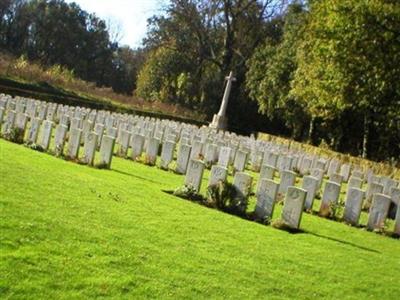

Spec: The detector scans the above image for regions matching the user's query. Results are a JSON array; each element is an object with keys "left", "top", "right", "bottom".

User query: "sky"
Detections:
[{"left": 65, "top": 0, "right": 168, "bottom": 48}]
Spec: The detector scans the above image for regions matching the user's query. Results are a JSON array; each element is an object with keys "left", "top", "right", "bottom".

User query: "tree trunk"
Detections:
[
  {"left": 308, "top": 116, "right": 315, "bottom": 144},
  {"left": 362, "top": 113, "right": 369, "bottom": 159}
]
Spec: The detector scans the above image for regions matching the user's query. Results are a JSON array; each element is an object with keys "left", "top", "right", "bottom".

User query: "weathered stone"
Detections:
[
  {"left": 185, "top": 159, "right": 205, "bottom": 192},
  {"left": 145, "top": 137, "right": 160, "bottom": 165},
  {"left": 366, "top": 182, "right": 384, "bottom": 205},
  {"left": 208, "top": 165, "right": 228, "bottom": 186},
  {"left": 367, "top": 193, "right": 391, "bottom": 231},
  {"left": 39, "top": 120, "right": 53, "bottom": 150},
  {"left": 131, "top": 134, "right": 145, "bottom": 160},
  {"left": 204, "top": 143, "right": 218, "bottom": 166},
  {"left": 176, "top": 143, "right": 191, "bottom": 174},
  {"left": 395, "top": 205, "right": 400, "bottom": 236},
  {"left": 67, "top": 128, "right": 82, "bottom": 159},
  {"left": 27, "top": 118, "right": 41, "bottom": 144},
  {"left": 255, "top": 179, "right": 279, "bottom": 220},
  {"left": 54, "top": 124, "right": 68, "bottom": 156},
  {"left": 302, "top": 176, "right": 319, "bottom": 210},
  {"left": 83, "top": 132, "right": 98, "bottom": 165},
  {"left": 329, "top": 173, "right": 343, "bottom": 185},
  {"left": 281, "top": 187, "right": 307, "bottom": 229},
  {"left": 233, "top": 172, "right": 253, "bottom": 203},
  {"left": 117, "top": 129, "right": 131, "bottom": 157},
  {"left": 340, "top": 164, "right": 351, "bottom": 182},
  {"left": 218, "top": 146, "right": 232, "bottom": 168},
  {"left": 278, "top": 170, "right": 296, "bottom": 196},
  {"left": 2, "top": 110, "right": 16, "bottom": 135},
  {"left": 319, "top": 181, "right": 341, "bottom": 217},
  {"left": 190, "top": 140, "right": 204, "bottom": 160},
  {"left": 233, "top": 150, "right": 247, "bottom": 172},
  {"left": 99, "top": 135, "right": 115, "bottom": 168},
  {"left": 343, "top": 188, "right": 365, "bottom": 226},
  {"left": 160, "top": 140, "right": 175, "bottom": 169}
]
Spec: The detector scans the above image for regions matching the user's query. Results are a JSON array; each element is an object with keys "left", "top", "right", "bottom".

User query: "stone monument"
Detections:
[{"left": 210, "top": 71, "right": 236, "bottom": 131}]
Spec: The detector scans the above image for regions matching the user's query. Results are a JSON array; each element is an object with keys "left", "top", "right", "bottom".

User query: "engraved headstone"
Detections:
[
  {"left": 54, "top": 124, "right": 68, "bottom": 156},
  {"left": 67, "top": 128, "right": 82, "bottom": 159},
  {"left": 99, "top": 135, "right": 115, "bottom": 168},
  {"left": 176, "top": 143, "right": 192, "bottom": 174},
  {"left": 185, "top": 159, "right": 205, "bottom": 192},
  {"left": 208, "top": 165, "right": 228, "bottom": 186},
  {"left": 255, "top": 179, "right": 279, "bottom": 220},
  {"left": 233, "top": 150, "right": 247, "bottom": 172},
  {"left": 160, "top": 140, "right": 175, "bottom": 169},
  {"left": 319, "top": 181, "right": 341, "bottom": 217},
  {"left": 83, "top": 132, "right": 98, "bottom": 165},
  {"left": 145, "top": 137, "right": 160, "bottom": 165},
  {"left": 39, "top": 120, "right": 53, "bottom": 150},
  {"left": 131, "top": 134, "right": 145, "bottom": 160},
  {"left": 367, "top": 193, "right": 391, "bottom": 231},
  {"left": 281, "top": 187, "right": 307, "bottom": 229},
  {"left": 302, "top": 176, "right": 319, "bottom": 210},
  {"left": 218, "top": 146, "right": 232, "bottom": 168},
  {"left": 343, "top": 188, "right": 365, "bottom": 225},
  {"left": 278, "top": 170, "right": 296, "bottom": 196}
]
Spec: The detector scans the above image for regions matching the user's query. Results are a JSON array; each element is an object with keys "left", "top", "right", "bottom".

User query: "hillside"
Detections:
[{"left": 1, "top": 139, "right": 399, "bottom": 299}]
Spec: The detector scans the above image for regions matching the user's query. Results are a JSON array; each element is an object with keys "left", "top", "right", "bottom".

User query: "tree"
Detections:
[
  {"left": 291, "top": 0, "right": 400, "bottom": 159},
  {"left": 246, "top": 3, "right": 307, "bottom": 139}
]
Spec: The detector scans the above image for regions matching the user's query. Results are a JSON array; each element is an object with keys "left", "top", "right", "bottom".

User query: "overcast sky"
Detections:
[{"left": 65, "top": 0, "right": 168, "bottom": 48}]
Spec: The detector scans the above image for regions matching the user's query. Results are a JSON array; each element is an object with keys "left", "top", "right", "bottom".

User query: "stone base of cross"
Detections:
[{"left": 209, "top": 114, "right": 227, "bottom": 131}]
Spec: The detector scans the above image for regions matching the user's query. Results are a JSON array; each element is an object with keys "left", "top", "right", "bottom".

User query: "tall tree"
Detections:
[{"left": 291, "top": 0, "right": 400, "bottom": 159}]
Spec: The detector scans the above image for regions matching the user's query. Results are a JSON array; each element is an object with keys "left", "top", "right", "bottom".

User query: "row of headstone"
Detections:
[{"left": 1, "top": 94, "right": 399, "bottom": 235}]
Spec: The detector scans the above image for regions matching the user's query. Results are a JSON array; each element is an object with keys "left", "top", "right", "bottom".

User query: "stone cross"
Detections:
[{"left": 210, "top": 71, "right": 236, "bottom": 131}]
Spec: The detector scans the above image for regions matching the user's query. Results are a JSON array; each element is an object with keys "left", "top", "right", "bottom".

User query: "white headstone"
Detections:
[
  {"left": 367, "top": 193, "right": 391, "bottom": 231},
  {"left": 281, "top": 187, "right": 307, "bottom": 229},
  {"left": 67, "top": 128, "right": 82, "bottom": 159},
  {"left": 131, "top": 134, "right": 145, "bottom": 160},
  {"left": 99, "top": 135, "right": 115, "bottom": 168},
  {"left": 39, "top": 120, "right": 53, "bottom": 150},
  {"left": 176, "top": 143, "right": 191, "bottom": 174},
  {"left": 343, "top": 188, "right": 365, "bottom": 226},
  {"left": 160, "top": 140, "right": 175, "bottom": 170},
  {"left": 255, "top": 179, "right": 279, "bottom": 220},
  {"left": 208, "top": 165, "right": 228, "bottom": 186},
  {"left": 319, "top": 181, "right": 341, "bottom": 217},
  {"left": 185, "top": 159, "right": 205, "bottom": 192},
  {"left": 302, "top": 176, "right": 319, "bottom": 210},
  {"left": 83, "top": 132, "right": 98, "bottom": 165}
]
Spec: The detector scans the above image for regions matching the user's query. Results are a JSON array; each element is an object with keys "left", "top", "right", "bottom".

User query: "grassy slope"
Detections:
[{"left": 0, "top": 139, "right": 399, "bottom": 299}]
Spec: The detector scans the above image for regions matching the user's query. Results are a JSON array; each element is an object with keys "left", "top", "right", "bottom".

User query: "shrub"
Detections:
[
  {"left": 3, "top": 127, "right": 25, "bottom": 144},
  {"left": 173, "top": 185, "right": 204, "bottom": 202},
  {"left": 206, "top": 181, "right": 248, "bottom": 217}
]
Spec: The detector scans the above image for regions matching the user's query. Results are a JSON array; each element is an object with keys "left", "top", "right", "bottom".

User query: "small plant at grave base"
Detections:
[
  {"left": 271, "top": 219, "right": 302, "bottom": 233},
  {"left": 26, "top": 143, "right": 45, "bottom": 152},
  {"left": 206, "top": 181, "right": 248, "bottom": 218},
  {"left": 173, "top": 184, "right": 204, "bottom": 202},
  {"left": 3, "top": 128, "right": 25, "bottom": 144},
  {"left": 143, "top": 154, "right": 155, "bottom": 166},
  {"left": 94, "top": 162, "right": 110, "bottom": 169}
]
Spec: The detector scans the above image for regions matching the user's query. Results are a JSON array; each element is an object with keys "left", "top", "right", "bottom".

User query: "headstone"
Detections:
[
  {"left": 300, "top": 157, "right": 312, "bottom": 175},
  {"left": 99, "top": 135, "right": 115, "bottom": 168},
  {"left": 233, "top": 172, "right": 253, "bottom": 204},
  {"left": 204, "top": 144, "right": 218, "bottom": 166},
  {"left": 83, "top": 132, "right": 98, "bottom": 165},
  {"left": 265, "top": 152, "right": 279, "bottom": 168},
  {"left": 343, "top": 188, "right": 365, "bottom": 226},
  {"left": 54, "top": 124, "right": 68, "bottom": 156},
  {"left": 348, "top": 176, "right": 363, "bottom": 190},
  {"left": 255, "top": 179, "right": 279, "bottom": 220},
  {"left": 281, "top": 187, "right": 307, "bottom": 229},
  {"left": 208, "top": 165, "right": 228, "bottom": 186},
  {"left": 67, "top": 128, "right": 82, "bottom": 159},
  {"left": 2, "top": 110, "right": 16, "bottom": 135},
  {"left": 27, "top": 118, "right": 41, "bottom": 144},
  {"left": 218, "top": 146, "right": 231, "bottom": 168},
  {"left": 278, "top": 170, "right": 296, "bottom": 196},
  {"left": 176, "top": 143, "right": 191, "bottom": 174},
  {"left": 190, "top": 140, "right": 203, "bottom": 160},
  {"left": 131, "top": 134, "right": 145, "bottom": 160},
  {"left": 160, "top": 140, "right": 175, "bottom": 169},
  {"left": 39, "top": 120, "right": 53, "bottom": 150},
  {"left": 367, "top": 193, "right": 391, "bottom": 231},
  {"left": 117, "top": 129, "right": 131, "bottom": 157},
  {"left": 145, "top": 137, "right": 160, "bottom": 165},
  {"left": 340, "top": 164, "right": 351, "bottom": 182},
  {"left": 94, "top": 123, "right": 104, "bottom": 146},
  {"left": 233, "top": 150, "right": 247, "bottom": 172},
  {"left": 395, "top": 206, "right": 400, "bottom": 236},
  {"left": 185, "top": 160, "right": 205, "bottom": 192},
  {"left": 259, "top": 165, "right": 276, "bottom": 180},
  {"left": 365, "top": 182, "right": 384, "bottom": 205},
  {"left": 329, "top": 173, "right": 343, "bottom": 185},
  {"left": 319, "top": 181, "right": 341, "bottom": 217},
  {"left": 310, "top": 168, "right": 324, "bottom": 190},
  {"left": 302, "top": 176, "right": 319, "bottom": 210}
]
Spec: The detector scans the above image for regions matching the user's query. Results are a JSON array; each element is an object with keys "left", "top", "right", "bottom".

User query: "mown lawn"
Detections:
[{"left": 0, "top": 139, "right": 399, "bottom": 299}]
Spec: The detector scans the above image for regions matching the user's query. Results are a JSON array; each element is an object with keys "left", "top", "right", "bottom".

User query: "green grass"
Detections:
[{"left": 0, "top": 139, "right": 399, "bottom": 299}]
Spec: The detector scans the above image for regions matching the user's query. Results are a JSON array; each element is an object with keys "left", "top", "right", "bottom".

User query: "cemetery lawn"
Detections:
[{"left": 1, "top": 139, "right": 399, "bottom": 300}]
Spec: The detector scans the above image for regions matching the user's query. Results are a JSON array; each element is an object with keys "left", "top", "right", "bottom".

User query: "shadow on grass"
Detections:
[
  {"left": 112, "top": 168, "right": 165, "bottom": 185},
  {"left": 303, "top": 231, "right": 381, "bottom": 254}
]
